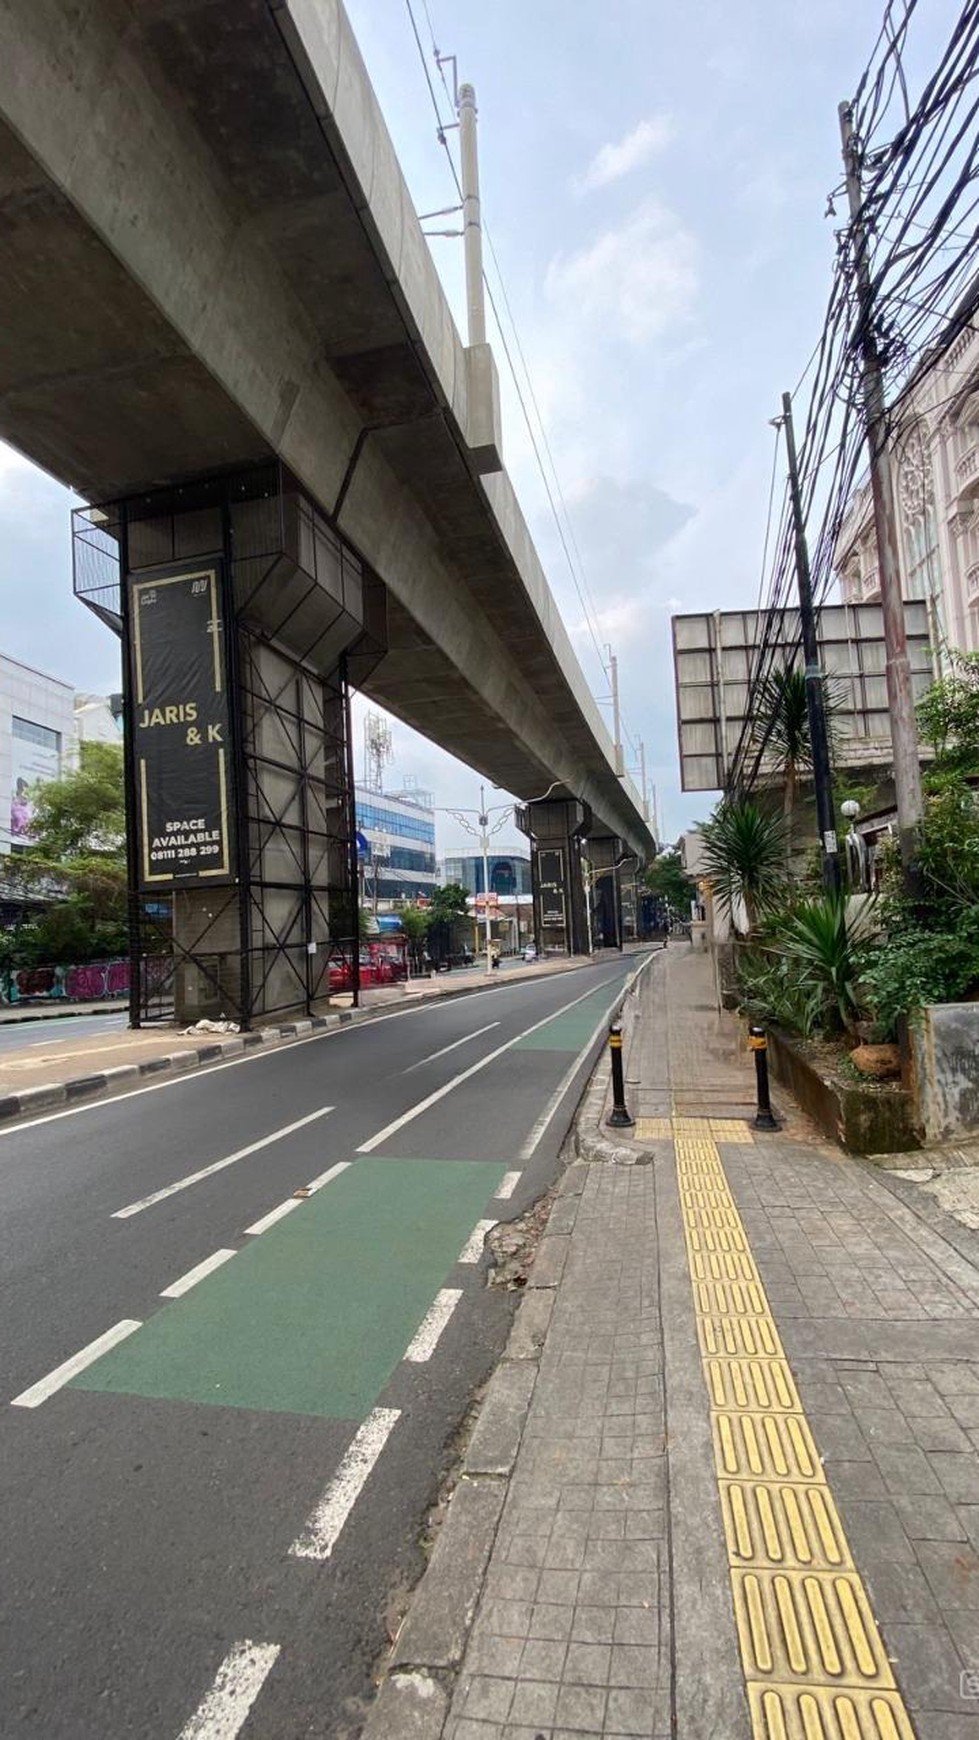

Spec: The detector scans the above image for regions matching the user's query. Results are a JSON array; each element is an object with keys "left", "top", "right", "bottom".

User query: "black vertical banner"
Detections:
[{"left": 129, "top": 567, "right": 235, "bottom": 887}]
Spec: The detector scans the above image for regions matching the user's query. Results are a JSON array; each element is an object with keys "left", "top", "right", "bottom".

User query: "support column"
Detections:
[
  {"left": 518, "top": 797, "right": 591, "bottom": 956},
  {"left": 587, "top": 835, "right": 625, "bottom": 951},
  {"left": 94, "top": 462, "right": 382, "bottom": 1027}
]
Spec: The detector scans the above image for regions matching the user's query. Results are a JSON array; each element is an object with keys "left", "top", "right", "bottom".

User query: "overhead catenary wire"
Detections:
[
  {"left": 403, "top": 0, "right": 652, "bottom": 766},
  {"left": 727, "top": 0, "right": 979, "bottom": 796}
]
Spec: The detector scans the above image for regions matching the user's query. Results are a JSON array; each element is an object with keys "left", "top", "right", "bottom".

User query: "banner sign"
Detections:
[
  {"left": 536, "top": 847, "right": 567, "bottom": 929},
  {"left": 130, "top": 567, "right": 234, "bottom": 887}
]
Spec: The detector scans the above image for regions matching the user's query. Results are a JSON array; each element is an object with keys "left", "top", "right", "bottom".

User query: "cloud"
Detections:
[
  {"left": 576, "top": 117, "right": 674, "bottom": 193},
  {"left": 545, "top": 200, "right": 698, "bottom": 347}
]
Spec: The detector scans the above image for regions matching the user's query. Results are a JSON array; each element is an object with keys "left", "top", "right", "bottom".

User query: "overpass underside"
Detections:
[{"left": 0, "top": 0, "right": 654, "bottom": 1019}]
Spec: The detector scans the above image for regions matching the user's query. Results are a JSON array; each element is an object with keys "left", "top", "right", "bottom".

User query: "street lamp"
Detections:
[{"left": 443, "top": 785, "right": 513, "bottom": 974}]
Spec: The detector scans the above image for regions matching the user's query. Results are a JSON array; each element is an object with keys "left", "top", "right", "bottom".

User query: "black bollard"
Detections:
[
  {"left": 606, "top": 1022, "right": 634, "bottom": 1128},
  {"left": 748, "top": 1024, "right": 779, "bottom": 1130}
]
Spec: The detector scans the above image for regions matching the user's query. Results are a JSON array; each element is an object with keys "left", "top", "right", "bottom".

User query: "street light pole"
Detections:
[{"left": 479, "top": 784, "right": 493, "bottom": 975}]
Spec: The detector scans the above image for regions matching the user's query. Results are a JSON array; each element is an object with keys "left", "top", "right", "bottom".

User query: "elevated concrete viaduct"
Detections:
[{"left": 0, "top": 0, "right": 654, "bottom": 1016}]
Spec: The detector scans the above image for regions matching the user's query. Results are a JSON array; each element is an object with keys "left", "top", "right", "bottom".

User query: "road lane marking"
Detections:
[
  {"left": 458, "top": 1219, "right": 496, "bottom": 1263},
  {"left": 0, "top": 959, "right": 611, "bottom": 1138},
  {"left": 305, "top": 1160, "right": 350, "bottom": 1193},
  {"left": 401, "top": 1021, "right": 500, "bottom": 1072},
  {"left": 404, "top": 1288, "right": 463, "bottom": 1361},
  {"left": 110, "top": 1106, "right": 334, "bottom": 1218},
  {"left": 518, "top": 952, "right": 658, "bottom": 1160},
  {"left": 11, "top": 1319, "right": 141, "bottom": 1408},
  {"left": 161, "top": 1249, "right": 237, "bottom": 1298},
  {"left": 356, "top": 978, "right": 622, "bottom": 1154},
  {"left": 244, "top": 1198, "right": 302, "bottom": 1236},
  {"left": 496, "top": 1170, "right": 521, "bottom": 1199},
  {"left": 175, "top": 1640, "right": 280, "bottom": 1740},
  {"left": 290, "top": 1407, "right": 401, "bottom": 1559}
]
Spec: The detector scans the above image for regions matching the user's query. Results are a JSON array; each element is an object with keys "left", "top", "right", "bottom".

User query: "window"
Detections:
[
  {"left": 12, "top": 717, "right": 61, "bottom": 753},
  {"left": 356, "top": 801, "right": 435, "bottom": 846}
]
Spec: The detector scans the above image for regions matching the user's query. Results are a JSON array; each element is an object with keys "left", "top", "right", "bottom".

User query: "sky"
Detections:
[{"left": 0, "top": 0, "right": 961, "bottom": 858}]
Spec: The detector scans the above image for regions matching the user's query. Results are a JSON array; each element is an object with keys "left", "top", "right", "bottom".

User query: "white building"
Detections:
[
  {"left": 74, "top": 692, "right": 123, "bottom": 746},
  {"left": 834, "top": 298, "right": 979, "bottom": 658},
  {"left": 0, "top": 654, "right": 76, "bottom": 857}
]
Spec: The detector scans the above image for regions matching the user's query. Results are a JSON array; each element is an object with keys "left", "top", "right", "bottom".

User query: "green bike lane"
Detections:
[
  {"left": 0, "top": 953, "right": 651, "bottom": 1739},
  {"left": 65, "top": 962, "right": 642, "bottom": 1424}
]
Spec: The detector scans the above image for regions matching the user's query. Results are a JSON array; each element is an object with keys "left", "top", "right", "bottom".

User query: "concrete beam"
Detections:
[{"left": 0, "top": 0, "right": 654, "bottom": 857}]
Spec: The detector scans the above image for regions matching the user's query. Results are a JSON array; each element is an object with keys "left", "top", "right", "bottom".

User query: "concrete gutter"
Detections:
[{"left": 360, "top": 954, "right": 655, "bottom": 1738}]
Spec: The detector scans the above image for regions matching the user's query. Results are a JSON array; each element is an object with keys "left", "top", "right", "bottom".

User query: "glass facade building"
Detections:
[
  {"left": 443, "top": 851, "right": 533, "bottom": 897},
  {"left": 355, "top": 785, "right": 437, "bottom": 901}
]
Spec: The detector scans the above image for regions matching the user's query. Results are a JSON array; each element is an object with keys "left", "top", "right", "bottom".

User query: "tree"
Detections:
[
  {"left": 916, "top": 650, "right": 979, "bottom": 779},
  {"left": 2, "top": 742, "right": 128, "bottom": 969},
  {"left": 698, "top": 797, "right": 786, "bottom": 934},
  {"left": 398, "top": 904, "right": 432, "bottom": 972},
  {"left": 26, "top": 741, "right": 125, "bottom": 862},
  {"left": 429, "top": 882, "right": 471, "bottom": 923},
  {"left": 643, "top": 850, "right": 695, "bottom": 914}
]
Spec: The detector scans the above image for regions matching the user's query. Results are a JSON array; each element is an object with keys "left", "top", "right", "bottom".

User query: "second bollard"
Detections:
[
  {"left": 606, "top": 1022, "right": 634, "bottom": 1128},
  {"left": 748, "top": 1024, "right": 779, "bottom": 1130}
]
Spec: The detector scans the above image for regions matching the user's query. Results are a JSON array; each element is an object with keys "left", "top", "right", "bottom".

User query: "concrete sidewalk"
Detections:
[{"left": 367, "top": 944, "right": 979, "bottom": 1740}]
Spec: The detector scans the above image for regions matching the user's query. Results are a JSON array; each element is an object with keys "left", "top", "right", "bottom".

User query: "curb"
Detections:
[
  {"left": 360, "top": 1158, "right": 591, "bottom": 1740},
  {"left": 0, "top": 952, "right": 656, "bottom": 1130},
  {"left": 360, "top": 961, "right": 657, "bottom": 1739},
  {"left": 0, "top": 1009, "right": 360, "bottom": 1126}
]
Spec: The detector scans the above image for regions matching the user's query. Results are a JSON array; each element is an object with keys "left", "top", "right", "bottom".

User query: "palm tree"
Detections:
[
  {"left": 698, "top": 797, "right": 786, "bottom": 934},
  {"left": 751, "top": 662, "right": 841, "bottom": 860},
  {"left": 752, "top": 665, "right": 811, "bottom": 852}
]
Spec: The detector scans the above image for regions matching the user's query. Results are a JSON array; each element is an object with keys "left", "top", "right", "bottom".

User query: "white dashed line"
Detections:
[
  {"left": 356, "top": 981, "right": 609, "bottom": 1154},
  {"left": 244, "top": 1198, "right": 302, "bottom": 1236},
  {"left": 401, "top": 1022, "right": 500, "bottom": 1072},
  {"left": 404, "top": 1289, "right": 463, "bottom": 1361},
  {"left": 111, "top": 1106, "right": 334, "bottom": 1218},
  {"left": 290, "top": 1407, "right": 401, "bottom": 1560},
  {"left": 175, "top": 1640, "right": 281, "bottom": 1740},
  {"left": 11, "top": 1319, "right": 141, "bottom": 1408},
  {"left": 495, "top": 1171, "right": 521, "bottom": 1199},
  {"left": 304, "top": 1161, "right": 350, "bottom": 1194},
  {"left": 457, "top": 1219, "right": 497, "bottom": 1264},
  {"left": 160, "top": 1249, "right": 237, "bottom": 1298}
]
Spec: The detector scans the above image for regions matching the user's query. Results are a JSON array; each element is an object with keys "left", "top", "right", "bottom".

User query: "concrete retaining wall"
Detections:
[{"left": 908, "top": 1003, "right": 979, "bottom": 1145}]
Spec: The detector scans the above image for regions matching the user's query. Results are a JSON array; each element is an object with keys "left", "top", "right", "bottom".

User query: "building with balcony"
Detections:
[{"left": 834, "top": 290, "right": 979, "bottom": 658}]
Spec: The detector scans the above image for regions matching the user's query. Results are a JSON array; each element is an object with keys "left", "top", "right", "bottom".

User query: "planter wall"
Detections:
[
  {"left": 766, "top": 1028, "right": 919, "bottom": 1157},
  {"left": 907, "top": 1003, "right": 979, "bottom": 1145}
]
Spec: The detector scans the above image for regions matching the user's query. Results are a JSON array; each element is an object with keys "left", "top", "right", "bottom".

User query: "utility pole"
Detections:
[
  {"left": 458, "top": 84, "right": 487, "bottom": 347},
  {"left": 478, "top": 784, "right": 493, "bottom": 974},
  {"left": 839, "top": 101, "right": 923, "bottom": 868},
  {"left": 638, "top": 737, "right": 649, "bottom": 821},
  {"left": 780, "top": 391, "right": 842, "bottom": 895},
  {"left": 607, "top": 646, "right": 625, "bottom": 775}
]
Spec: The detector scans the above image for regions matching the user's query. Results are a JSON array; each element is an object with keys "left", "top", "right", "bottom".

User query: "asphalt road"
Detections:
[
  {"left": 0, "top": 950, "right": 654, "bottom": 1739},
  {"left": 0, "top": 1010, "right": 128, "bottom": 1053}
]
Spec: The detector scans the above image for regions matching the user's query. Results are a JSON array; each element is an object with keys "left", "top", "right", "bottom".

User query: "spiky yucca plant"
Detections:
[{"left": 698, "top": 798, "right": 787, "bottom": 934}]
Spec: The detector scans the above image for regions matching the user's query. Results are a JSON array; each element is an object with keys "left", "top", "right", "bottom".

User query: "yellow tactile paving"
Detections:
[
  {"left": 633, "top": 1116, "right": 673, "bottom": 1140},
  {"left": 720, "top": 1482, "right": 849, "bottom": 1572},
  {"left": 698, "top": 1313, "right": 786, "bottom": 1360},
  {"left": 671, "top": 1106, "right": 914, "bottom": 1740},
  {"left": 710, "top": 1119, "right": 757, "bottom": 1143},
  {"left": 706, "top": 1356, "right": 801, "bottom": 1414},
  {"left": 748, "top": 1685, "right": 916, "bottom": 1740},
  {"left": 712, "top": 1409, "right": 823, "bottom": 1483}
]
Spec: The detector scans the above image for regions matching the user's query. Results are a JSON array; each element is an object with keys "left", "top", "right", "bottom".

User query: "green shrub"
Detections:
[{"left": 860, "top": 912, "right": 979, "bottom": 1037}]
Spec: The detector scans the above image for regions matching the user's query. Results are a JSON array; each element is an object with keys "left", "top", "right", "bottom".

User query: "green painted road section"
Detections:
[
  {"left": 515, "top": 974, "right": 633, "bottom": 1052},
  {"left": 73, "top": 1158, "right": 505, "bottom": 1420}
]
